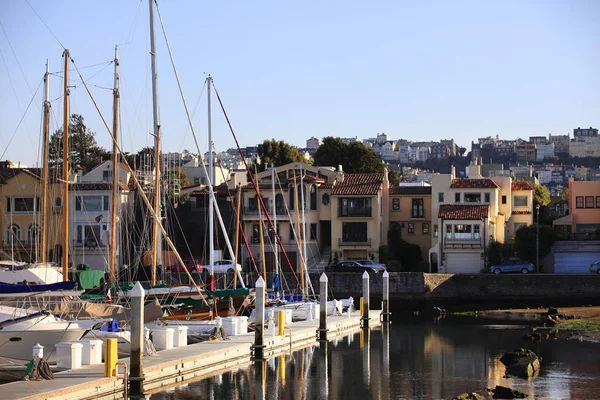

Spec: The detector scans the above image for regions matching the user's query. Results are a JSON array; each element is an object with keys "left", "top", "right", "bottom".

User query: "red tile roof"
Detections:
[
  {"left": 512, "top": 210, "right": 532, "bottom": 215},
  {"left": 389, "top": 186, "right": 432, "bottom": 195},
  {"left": 332, "top": 173, "right": 383, "bottom": 196},
  {"left": 70, "top": 183, "right": 129, "bottom": 191},
  {"left": 450, "top": 179, "right": 499, "bottom": 189},
  {"left": 319, "top": 183, "right": 333, "bottom": 189},
  {"left": 287, "top": 175, "right": 325, "bottom": 184},
  {"left": 438, "top": 204, "right": 490, "bottom": 220},
  {"left": 0, "top": 168, "right": 41, "bottom": 184},
  {"left": 511, "top": 181, "right": 534, "bottom": 191}
]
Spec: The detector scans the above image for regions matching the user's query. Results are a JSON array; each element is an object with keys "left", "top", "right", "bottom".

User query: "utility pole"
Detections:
[{"left": 109, "top": 45, "right": 120, "bottom": 285}]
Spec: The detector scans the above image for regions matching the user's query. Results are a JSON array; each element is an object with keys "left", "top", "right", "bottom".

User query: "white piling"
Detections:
[
  {"left": 362, "top": 271, "right": 370, "bottom": 328},
  {"left": 254, "top": 276, "right": 266, "bottom": 360},
  {"left": 130, "top": 281, "right": 145, "bottom": 395},
  {"left": 382, "top": 270, "right": 391, "bottom": 323},
  {"left": 319, "top": 273, "right": 328, "bottom": 341}
]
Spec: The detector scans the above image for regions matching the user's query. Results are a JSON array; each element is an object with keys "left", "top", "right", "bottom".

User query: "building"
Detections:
[
  {"left": 548, "top": 134, "right": 570, "bottom": 154},
  {"left": 569, "top": 136, "right": 600, "bottom": 158},
  {"left": 535, "top": 143, "right": 555, "bottom": 162},
  {"left": 306, "top": 137, "right": 321, "bottom": 150},
  {"left": 553, "top": 177, "right": 600, "bottom": 237},
  {"left": 428, "top": 159, "right": 534, "bottom": 274},
  {"left": 69, "top": 161, "right": 132, "bottom": 272},
  {"left": 387, "top": 186, "right": 432, "bottom": 262},
  {"left": 515, "top": 142, "right": 536, "bottom": 162},
  {"left": 529, "top": 136, "right": 547, "bottom": 145},
  {"left": 573, "top": 127, "right": 598, "bottom": 142}
]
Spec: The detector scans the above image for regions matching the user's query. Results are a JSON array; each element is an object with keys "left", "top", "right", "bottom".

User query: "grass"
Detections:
[{"left": 557, "top": 320, "right": 600, "bottom": 333}]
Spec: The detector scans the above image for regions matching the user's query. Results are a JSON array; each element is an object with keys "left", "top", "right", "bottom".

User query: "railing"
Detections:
[
  {"left": 243, "top": 207, "right": 290, "bottom": 216},
  {"left": 338, "top": 207, "right": 372, "bottom": 218},
  {"left": 74, "top": 241, "right": 107, "bottom": 248},
  {"left": 2, "top": 241, "right": 36, "bottom": 249},
  {"left": 555, "top": 232, "right": 600, "bottom": 241},
  {"left": 338, "top": 238, "right": 371, "bottom": 246}
]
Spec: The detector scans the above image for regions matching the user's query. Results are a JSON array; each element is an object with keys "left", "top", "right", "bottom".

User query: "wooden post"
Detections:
[
  {"left": 62, "top": 49, "right": 70, "bottom": 281},
  {"left": 362, "top": 271, "right": 370, "bottom": 328},
  {"left": 254, "top": 276, "right": 265, "bottom": 360},
  {"left": 109, "top": 44, "right": 120, "bottom": 285},
  {"left": 318, "top": 273, "right": 328, "bottom": 341},
  {"left": 233, "top": 184, "right": 241, "bottom": 289},
  {"left": 382, "top": 270, "right": 391, "bottom": 323},
  {"left": 129, "top": 281, "right": 145, "bottom": 395},
  {"left": 293, "top": 172, "right": 305, "bottom": 296},
  {"left": 40, "top": 60, "right": 50, "bottom": 264}
]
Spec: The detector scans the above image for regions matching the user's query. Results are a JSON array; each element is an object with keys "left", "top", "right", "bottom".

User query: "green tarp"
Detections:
[{"left": 76, "top": 270, "right": 105, "bottom": 289}]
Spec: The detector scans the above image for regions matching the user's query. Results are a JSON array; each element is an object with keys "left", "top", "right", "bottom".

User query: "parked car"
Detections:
[
  {"left": 590, "top": 261, "right": 600, "bottom": 275},
  {"left": 355, "top": 260, "right": 386, "bottom": 272},
  {"left": 166, "top": 260, "right": 203, "bottom": 274},
  {"left": 490, "top": 260, "right": 535, "bottom": 274},
  {"left": 203, "top": 260, "right": 242, "bottom": 275},
  {"left": 325, "top": 261, "right": 378, "bottom": 274}
]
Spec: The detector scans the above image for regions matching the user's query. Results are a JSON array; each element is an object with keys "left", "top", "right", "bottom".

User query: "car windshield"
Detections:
[{"left": 357, "top": 260, "right": 372, "bottom": 265}]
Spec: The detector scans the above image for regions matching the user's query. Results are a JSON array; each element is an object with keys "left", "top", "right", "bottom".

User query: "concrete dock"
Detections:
[{"left": 3, "top": 311, "right": 382, "bottom": 399}]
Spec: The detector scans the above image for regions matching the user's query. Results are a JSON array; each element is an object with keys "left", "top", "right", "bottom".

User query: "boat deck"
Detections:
[{"left": 3, "top": 310, "right": 382, "bottom": 399}]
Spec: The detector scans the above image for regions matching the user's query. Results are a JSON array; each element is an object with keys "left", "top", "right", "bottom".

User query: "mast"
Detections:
[
  {"left": 293, "top": 171, "right": 305, "bottom": 296},
  {"left": 300, "top": 164, "right": 308, "bottom": 291},
  {"left": 149, "top": 0, "right": 162, "bottom": 285},
  {"left": 271, "top": 164, "right": 279, "bottom": 281},
  {"left": 207, "top": 75, "right": 214, "bottom": 290},
  {"left": 62, "top": 49, "right": 70, "bottom": 281},
  {"left": 40, "top": 60, "right": 50, "bottom": 264},
  {"left": 109, "top": 45, "right": 120, "bottom": 285},
  {"left": 255, "top": 166, "right": 267, "bottom": 280},
  {"left": 233, "top": 183, "right": 241, "bottom": 289}
]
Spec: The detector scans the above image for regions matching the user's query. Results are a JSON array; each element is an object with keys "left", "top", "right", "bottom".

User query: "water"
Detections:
[{"left": 151, "top": 316, "right": 600, "bottom": 399}]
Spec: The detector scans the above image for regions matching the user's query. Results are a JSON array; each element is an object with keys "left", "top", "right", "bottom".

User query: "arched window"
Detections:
[
  {"left": 54, "top": 197, "right": 62, "bottom": 207},
  {"left": 6, "top": 223, "right": 20, "bottom": 244},
  {"left": 275, "top": 194, "right": 284, "bottom": 215},
  {"left": 322, "top": 193, "right": 330, "bottom": 205},
  {"left": 298, "top": 184, "right": 306, "bottom": 210},
  {"left": 27, "top": 224, "right": 40, "bottom": 246},
  {"left": 310, "top": 185, "right": 317, "bottom": 210},
  {"left": 289, "top": 185, "right": 295, "bottom": 210}
]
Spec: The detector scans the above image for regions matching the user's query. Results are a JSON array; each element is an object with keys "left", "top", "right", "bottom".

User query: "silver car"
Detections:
[{"left": 355, "top": 260, "right": 386, "bottom": 273}]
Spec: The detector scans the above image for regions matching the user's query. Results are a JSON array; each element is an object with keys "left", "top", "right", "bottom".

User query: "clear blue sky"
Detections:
[{"left": 1, "top": 0, "right": 598, "bottom": 167}]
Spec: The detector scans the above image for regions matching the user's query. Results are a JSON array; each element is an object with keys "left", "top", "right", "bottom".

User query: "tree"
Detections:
[
  {"left": 49, "top": 114, "right": 109, "bottom": 173},
  {"left": 514, "top": 224, "right": 557, "bottom": 268},
  {"left": 257, "top": 140, "right": 309, "bottom": 168},
  {"left": 532, "top": 183, "right": 551, "bottom": 207},
  {"left": 313, "top": 137, "right": 399, "bottom": 184}
]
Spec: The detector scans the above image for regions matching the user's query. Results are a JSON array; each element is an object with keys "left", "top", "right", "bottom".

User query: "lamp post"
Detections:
[{"left": 536, "top": 203, "right": 540, "bottom": 273}]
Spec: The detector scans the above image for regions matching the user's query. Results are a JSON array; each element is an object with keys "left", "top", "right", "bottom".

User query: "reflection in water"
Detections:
[{"left": 152, "top": 318, "right": 600, "bottom": 400}]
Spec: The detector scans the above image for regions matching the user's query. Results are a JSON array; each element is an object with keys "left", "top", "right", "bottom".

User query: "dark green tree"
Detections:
[
  {"left": 514, "top": 224, "right": 557, "bottom": 269},
  {"left": 257, "top": 140, "right": 309, "bottom": 168},
  {"left": 313, "top": 137, "right": 400, "bottom": 184},
  {"left": 532, "top": 183, "right": 551, "bottom": 207},
  {"left": 49, "top": 114, "right": 109, "bottom": 173}
]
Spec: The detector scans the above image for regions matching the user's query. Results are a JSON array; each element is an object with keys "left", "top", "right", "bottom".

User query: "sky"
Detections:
[{"left": 0, "top": 0, "right": 598, "bottom": 167}]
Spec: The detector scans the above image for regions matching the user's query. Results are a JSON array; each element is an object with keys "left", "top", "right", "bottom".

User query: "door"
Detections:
[
  {"left": 445, "top": 252, "right": 481, "bottom": 274},
  {"left": 554, "top": 252, "right": 600, "bottom": 274}
]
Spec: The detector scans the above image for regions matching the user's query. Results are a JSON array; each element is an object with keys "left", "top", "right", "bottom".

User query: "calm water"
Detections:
[{"left": 151, "top": 316, "right": 600, "bottom": 400}]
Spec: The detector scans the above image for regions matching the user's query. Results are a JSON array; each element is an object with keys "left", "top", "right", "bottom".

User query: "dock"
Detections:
[{"left": 3, "top": 311, "right": 382, "bottom": 399}]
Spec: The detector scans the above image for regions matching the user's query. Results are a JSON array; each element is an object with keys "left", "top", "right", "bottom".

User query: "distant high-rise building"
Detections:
[
  {"left": 306, "top": 136, "right": 321, "bottom": 149},
  {"left": 549, "top": 133, "right": 570, "bottom": 154},
  {"left": 573, "top": 127, "right": 598, "bottom": 142}
]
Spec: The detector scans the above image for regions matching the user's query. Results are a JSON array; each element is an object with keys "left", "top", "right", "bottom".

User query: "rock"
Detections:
[
  {"left": 490, "top": 385, "right": 527, "bottom": 399},
  {"left": 500, "top": 348, "right": 541, "bottom": 378},
  {"left": 546, "top": 307, "right": 558, "bottom": 315},
  {"left": 453, "top": 392, "right": 484, "bottom": 400}
]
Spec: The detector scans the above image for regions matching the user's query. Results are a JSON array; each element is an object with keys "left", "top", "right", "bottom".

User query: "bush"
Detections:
[{"left": 378, "top": 245, "right": 389, "bottom": 264}]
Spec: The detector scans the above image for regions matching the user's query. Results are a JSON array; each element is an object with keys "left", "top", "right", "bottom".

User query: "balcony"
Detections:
[
  {"left": 2, "top": 241, "right": 36, "bottom": 249},
  {"left": 74, "top": 241, "right": 107, "bottom": 249},
  {"left": 338, "top": 206, "right": 372, "bottom": 218},
  {"left": 444, "top": 233, "right": 482, "bottom": 248},
  {"left": 338, "top": 238, "right": 371, "bottom": 247},
  {"left": 243, "top": 207, "right": 289, "bottom": 217}
]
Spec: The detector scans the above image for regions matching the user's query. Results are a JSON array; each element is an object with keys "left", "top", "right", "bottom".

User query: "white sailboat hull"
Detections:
[{"left": 0, "top": 326, "right": 86, "bottom": 362}]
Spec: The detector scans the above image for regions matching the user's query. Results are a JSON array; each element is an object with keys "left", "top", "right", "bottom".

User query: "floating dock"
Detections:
[{"left": 3, "top": 311, "right": 382, "bottom": 399}]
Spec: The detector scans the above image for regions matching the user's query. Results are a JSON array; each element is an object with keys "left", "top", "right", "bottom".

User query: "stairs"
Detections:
[{"left": 314, "top": 246, "right": 332, "bottom": 271}]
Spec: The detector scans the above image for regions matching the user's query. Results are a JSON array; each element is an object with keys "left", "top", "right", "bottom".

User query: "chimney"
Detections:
[
  {"left": 228, "top": 173, "right": 237, "bottom": 190},
  {"left": 451, "top": 165, "right": 456, "bottom": 179}
]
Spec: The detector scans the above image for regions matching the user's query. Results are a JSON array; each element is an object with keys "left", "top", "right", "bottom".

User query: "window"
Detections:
[
  {"left": 310, "top": 223, "right": 317, "bottom": 241},
  {"left": 454, "top": 224, "right": 472, "bottom": 239},
  {"left": 252, "top": 224, "right": 260, "bottom": 243},
  {"left": 193, "top": 177, "right": 200, "bottom": 184},
  {"left": 411, "top": 198, "right": 424, "bottom": 218},
  {"left": 444, "top": 223, "right": 481, "bottom": 240},
  {"left": 502, "top": 195, "right": 507, "bottom": 205},
  {"left": 310, "top": 185, "right": 317, "bottom": 210},
  {"left": 27, "top": 224, "right": 39, "bottom": 245},
  {"left": 455, "top": 193, "right": 461, "bottom": 203},
  {"left": 54, "top": 197, "right": 62, "bottom": 207},
  {"left": 474, "top": 225, "right": 480, "bottom": 239},
  {"left": 339, "top": 198, "right": 372, "bottom": 217},
  {"left": 5, "top": 197, "right": 10, "bottom": 213},
  {"left": 433, "top": 224, "right": 438, "bottom": 237},
  {"left": 392, "top": 198, "right": 400, "bottom": 211},
  {"left": 576, "top": 196, "right": 584, "bottom": 208},
  {"left": 9, "top": 197, "right": 38, "bottom": 213},
  {"left": 464, "top": 193, "right": 481, "bottom": 203},
  {"left": 322, "top": 193, "right": 329, "bottom": 205},
  {"left": 289, "top": 186, "right": 295, "bottom": 210},
  {"left": 75, "top": 196, "right": 109, "bottom": 212},
  {"left": 248, "top": 196, "right": 258, "bottom": 211},
  {"left": 407, "top": 223, "right": 415, "bottom": 234},
  {"left": 342, "top": 222, "right": 368, "bottom": 243},
  {"left": 484, "top": 193, "right": 490, "bottom": 203},
  {"left": 445, "top": 224, "right": 452, "bottom": 239},
  {"left": 103, "top": 170, "right": 112, "bottom": 182},
  {"left": 76, "top": 224, "right": 103, "bottom": 247},
  {"left": 514, "top": 196, "right": 528, "bottom": 207},
  {"left": 275, "top": 194, "right": 285, "bottom": 214},
  {"left": 596, "top": 196, "right": 600, "bottom": 208},
  {"left": 289, "top": 223, "right": 295, "bottom": 241},
  {"left": 5, "top": 223, "right": 20, "bottom": 244},
  {"left": 438, "top": 192, "right": 444, "bottom": 203},
  {"left": 585, "top": 196, "right": 594, "bottom": 208},
  {"left": 422, "top": 223, "right": 429, "bottom": 234}
]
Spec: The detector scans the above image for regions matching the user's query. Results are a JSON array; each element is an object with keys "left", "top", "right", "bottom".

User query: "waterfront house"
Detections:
[
  {"left": 552, "top": 177, "right": 600, "bottom": 238},
  {"left": 428, "top": 159, "right": 534, "bottom": 273}
]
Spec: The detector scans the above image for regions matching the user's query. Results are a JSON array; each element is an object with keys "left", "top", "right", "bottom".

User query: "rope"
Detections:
[
  {"left": 213, "top": 85, "right": 300, "bottom": 286},
  {"left": 25, "top": 0, "right": 66, "bottom": 50}
]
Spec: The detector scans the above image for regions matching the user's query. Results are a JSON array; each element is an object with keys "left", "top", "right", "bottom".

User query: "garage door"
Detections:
[
  {"left": 554, "top": 252, "right": 600, "bottom": 274},
  {"left": 445, "top": 252, "right": 481, "bottom": 274}
]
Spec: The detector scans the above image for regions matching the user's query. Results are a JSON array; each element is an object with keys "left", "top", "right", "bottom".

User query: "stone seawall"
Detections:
[{"left": 272, "top": 272, "right": 600, "bottom": 309}]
